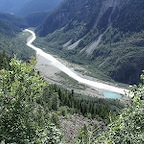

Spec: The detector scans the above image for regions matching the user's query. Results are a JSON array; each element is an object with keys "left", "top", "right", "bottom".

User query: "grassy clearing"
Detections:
[{"left": 57, "top": 71, "right": 87, "bottom": 90}]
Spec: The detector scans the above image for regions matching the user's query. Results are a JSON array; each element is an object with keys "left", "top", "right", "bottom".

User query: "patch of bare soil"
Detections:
[
  {"left": 35, "top": 54, "right": 104, "bottom": 98},
  {"left": 59, "top": 114, "right": 105, "bottom": 143}
]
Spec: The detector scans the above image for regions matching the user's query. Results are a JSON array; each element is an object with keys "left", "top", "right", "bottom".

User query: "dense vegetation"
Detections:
[
  {"left": 0, "top": 19, "right": 20, "bottom": 36},
  {"left": 95, "top": 81, "right": 144, "bottom": 144},
  {"left": 0, "top": 13, "right": 28, "bottom": 28},
  {"left": 0, "top": 57, "right": 63, "bottom": 143},
  {"left": 0, "top": 35, "right": 34, "bottom": 61},
  {"left": 25, "top": 12, "right": 49, "bottom": 27},
  {"left": 0, "top": 51, "right": 11, "bottom": 70},
  {"left": 51, "top": 85, "right": 124, "bottom": 120},
  {"left": 77, "top": 74, "right": 144, "bottom": 144},
  {"left": 0, "top": 56, "right": 143, "bottom": 143},
  {"left": 35, "top": 0, "right": 144, "bottom": 85},
  {"left": 0, "top": 30, "right": 34, "bottom": 61},
  {"left": 0, "top": 15, "right": 34, "bottom": 61}
]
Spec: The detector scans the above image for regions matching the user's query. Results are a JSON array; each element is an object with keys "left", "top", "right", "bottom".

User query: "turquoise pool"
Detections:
[{"left": 103, "top": 91, "right": 122, "bottom": 99}]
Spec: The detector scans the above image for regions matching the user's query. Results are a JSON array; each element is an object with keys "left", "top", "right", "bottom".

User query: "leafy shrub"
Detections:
[
  {"left": 0, "top": 57, "right": 63, "bottom": 143},
  {"left": 98, "top": 74, "right": 144, "bottom": 143}
]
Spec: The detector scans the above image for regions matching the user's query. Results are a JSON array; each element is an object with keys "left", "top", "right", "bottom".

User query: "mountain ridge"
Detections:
[{"left": 0, "top": 0, "right": 63, "bottom": 16}]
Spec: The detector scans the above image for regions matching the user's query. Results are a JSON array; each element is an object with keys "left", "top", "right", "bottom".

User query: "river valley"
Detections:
[{"left": 25, "top": 29, "right": 129, "bottom": 100}]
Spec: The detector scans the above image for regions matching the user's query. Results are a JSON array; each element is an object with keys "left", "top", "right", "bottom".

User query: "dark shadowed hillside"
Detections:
[
  {"left": 25, "top": 11, "right": 49, "bottom": 27},
  {"left": 0, "top": 0, "right": 63, "bottom": 16},
  {"left": 0, "top": 13, "right": 28, "bottom": 28},
  {"left": 0, "top": 13, "right": 34, "bottom": 61},
  {"left": 0, "top": 19, "right": 20, "bottom": 36}
]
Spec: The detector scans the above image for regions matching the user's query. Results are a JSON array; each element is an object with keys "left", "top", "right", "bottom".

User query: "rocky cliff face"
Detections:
[{"left": 36, "top": 0, "right": 144, "bottom": 84}]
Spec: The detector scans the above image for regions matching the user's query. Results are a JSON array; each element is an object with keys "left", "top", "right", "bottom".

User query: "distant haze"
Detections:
[{"left": 0, "top": 0, "right": 63, "bottom": 16}]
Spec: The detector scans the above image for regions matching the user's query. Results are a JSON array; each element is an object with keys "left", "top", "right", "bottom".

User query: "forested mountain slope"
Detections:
[
  {"left": 36, "top": 0, "right": 144, "bottom": 84},
  {"left": 0, "top": 14, "right": 34, "bottom": 60},
  {"left": 0, "top": 13, "right": 28, "bottom": 29},
  {"left": 0, "top": 0, "right": 63, "bottom": 16},
  {"left": 0, "top": 19, "right": 20, "bottom": 36},
  {"left": 25, "top": 11, "right": 49, "bottom": 27}
]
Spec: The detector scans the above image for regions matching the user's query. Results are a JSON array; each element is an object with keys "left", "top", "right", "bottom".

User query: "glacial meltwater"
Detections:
[
  {"left": 103, "top": 91, "right": 122, "bottom": 99},
  {"left": 25, "top": 29, "right": 128, "bottom": 95}
]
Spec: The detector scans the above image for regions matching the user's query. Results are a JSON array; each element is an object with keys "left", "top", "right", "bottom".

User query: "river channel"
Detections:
[{"left": 25, "top": 29, "right": 128, "bottom": 97}]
